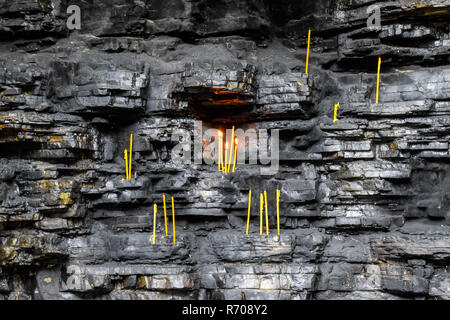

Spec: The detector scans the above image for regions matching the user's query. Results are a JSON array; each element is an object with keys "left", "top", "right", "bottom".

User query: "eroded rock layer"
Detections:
[{"left": 0, "top": 0, "right": 449, "bottom": 300}]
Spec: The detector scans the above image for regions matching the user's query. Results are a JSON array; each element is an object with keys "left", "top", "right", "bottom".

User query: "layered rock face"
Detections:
[{"left": 0, "top": 0, "right": 449, "bottom": 300}]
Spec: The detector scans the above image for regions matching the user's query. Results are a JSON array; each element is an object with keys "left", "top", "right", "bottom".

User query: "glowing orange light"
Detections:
[
  {"left": 218, "top": 130, "right": 223, "bottom": 137},
  {"left": 235, "top": 137, "right": 238, "bottom": 144}
]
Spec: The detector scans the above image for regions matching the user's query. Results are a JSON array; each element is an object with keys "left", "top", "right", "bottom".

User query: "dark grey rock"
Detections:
[{"left": 0, "top": 0, "right": 449, "bottom": 300}]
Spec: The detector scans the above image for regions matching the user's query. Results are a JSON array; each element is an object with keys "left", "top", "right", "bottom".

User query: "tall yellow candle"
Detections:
[
  {"left": 224, "top": 142, "right": 228, "bottom": 173},
  {"left": 376, "top": 57, "right": 381, "bottom": 104},
  {"left": 333, "top": 102, "right": 340, "bottom": 123},
  {"left": 129, "top": 134, "right": 133, "bottom": 180},
  {"left": 246, "top": 189, "right": 251, "bottom": 235},
  {"left": 232, "top": 137, "right": 238, "bottom": 173},
  {"left": 276, "top": 189, "right": 280, "bottom": 235},
  {"left": 305, "top": 29, "right": 311, "bottom": 75},
  {"left": 227, "top": 126, "right": 234, "bottom": 173},
  {"left": 124, "top": 149, "right": 129, "bottom": 180},
  {"left": 218, "top": 130, "right": 222, "bottom": 172},
  {"left": 163, "top": 194, "right": 168, "bottom": 236},
  {"left": 264, "top": 190, "right": 269, "bottom": 235},
  {"left": 259, "top": 193, "right": 263, "bottom": 235},
  {"left": 152, "top": 203, "right": 157, "bottom": 245},
  {"left": 171, "top": 196, "right": 176, "bottom": 244}
]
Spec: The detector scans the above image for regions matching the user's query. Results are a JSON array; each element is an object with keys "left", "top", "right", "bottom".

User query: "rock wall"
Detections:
[{"left": 0, "top": 0, "right": 449, "bottom": 300}]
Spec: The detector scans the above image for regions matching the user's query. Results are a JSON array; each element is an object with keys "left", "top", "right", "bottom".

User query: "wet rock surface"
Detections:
[{"left": 0, "top": 0, "right": 449, "bottom": 300}]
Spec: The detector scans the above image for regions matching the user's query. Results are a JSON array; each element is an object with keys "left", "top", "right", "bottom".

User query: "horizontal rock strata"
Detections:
[{"left": 0, "top": 0, "right": 449, "bottom": 300}]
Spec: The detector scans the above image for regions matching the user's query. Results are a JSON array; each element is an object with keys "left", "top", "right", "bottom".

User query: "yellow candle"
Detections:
[
  {"left": 276, "top": 189, "right": 280, "bottom": 235},
  {"left": 246, "top": 189, "right": 251, "bottom": 235},
  {"left": 129, "top": 134, "right": 133, "bottom": 180},
  {"left": 305, "top": 29, "right": 311, "bottom": 75},
  {"left": 333, "top": 102, "right": 340, "bottom": 123},
  {"left": 376, "top": 57, "right": 381, "bottom": 104},
  {"left": 163, "top": 194, "right": 168, "bottom": 236},
  {"left": 264, "top": 190, "right": 269, "bottom": 235},
  {"left": 259, "top": 193, "right": 263, "bottom": 235},
  {"left": 218, "top": 130, "right": 222, "bottom": 172},
  {"left": 152, "top": 203, "right": 157, "bottom": 245},
  {"left": 223, "top": 141, "right": 231, "bottom": 173},
  {"left": 232, "top": 137, "right": 238, "bottom": 173},
  {"left": 224, "top": 142, "right": 228, "bottom": 173},
  {"left": 171, "top": 196, "right": 176, "bottom": 244},
  {"left": 124, "top": 149, "right": 129, "bottom": 180},
  {"left": 227, "top": 126, "right": 234, "bottom": 173},
  {"left": 224, "top": 135, "right": 228, "bottom": 173}
]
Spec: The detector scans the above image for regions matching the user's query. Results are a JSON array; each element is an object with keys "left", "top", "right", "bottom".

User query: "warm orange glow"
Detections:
[
  {"left": 207, "top": 99, "right": 250, "bottom": 105},
  {"left": 218, "top": 130, "right": 222, "bottom": 136},
  {"left": 235, "top": 137, "right": 238, "bottom": 144},
  {"left": 212, "top": 89, "right": 236, "bottom": 95}
]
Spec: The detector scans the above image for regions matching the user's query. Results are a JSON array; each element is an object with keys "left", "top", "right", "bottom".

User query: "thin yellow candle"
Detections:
[
  {"left": 276, "top": 189, "right": 280, "bottom": 235},
  {"left": 124, "top": 149, "right": 129, "bottom": 180},
  {"left": 224, "top": 142, "right": 228, "bottom": 173},
  {"left": 129, "top": 134, "right": 133, "bottom": 180},
  {"left": 227, "top": 126, "right": 235, "bottom": 173},
  {"left": 232, "top": 137, "right": 238, "bottom": 173},
  {"left": 224, "top": 137, "right": 228, "bottom": 173},
  {"left": 305, "top": 29, "right": 311, "bottom": 74},
  {"left": 163, "top": 194, "right": 168, "bottom": 236},
  {"left": 171, "top": 196, "right": 176, "bottom": 244},
  {"left": 376, "top": 57, "right": 381, "bottom": 104},
  {"left": 259, "top": 193, "right": 263, "bottom": 235},
  {"left": 333, "top": 102, "right": 340, "bottom": 123},
  {"left": 264, "top": 190, "right": 269, "bottom": 235},
  {"left": 246, "top": 189, "right": 251, "bottom": 235},
  {"left": 152, "top": 203, "right": 157, "bottom": 245},
  {"left": 218, "top": 130, "right": 222, "bottom": 172},
  {"left": 223, "top": 140, "right": 227, "bottom": 173}
]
